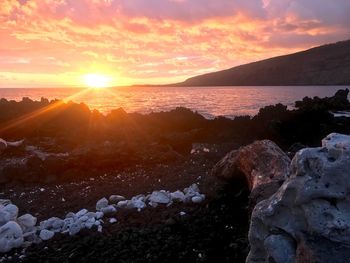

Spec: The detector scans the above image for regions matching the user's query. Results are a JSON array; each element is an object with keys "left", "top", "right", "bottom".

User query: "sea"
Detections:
[{"left": 0, "top": 86, "right": 348, "bottom": 119}]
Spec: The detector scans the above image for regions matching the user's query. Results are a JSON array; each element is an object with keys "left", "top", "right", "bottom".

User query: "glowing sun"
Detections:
[{"left": 83, "top": 73, "right": 112, "bottom": 88}]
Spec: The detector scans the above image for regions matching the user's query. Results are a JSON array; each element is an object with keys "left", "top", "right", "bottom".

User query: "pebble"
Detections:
[
  {"left": 100, "top": 205, "right": 117, "bottom": 216},
  {"left": 96, "top": 198, "right": 108, "bottom": 211},
  {"left": 149, "top": 191, "right": 171, "bottom": 204},
  {"left": 2, "top": 204, "right": 19, "bottom": 221},
  {"left": 170, "top": 191, "right": 186, "bottom": 202},
  {"left": 116, "top": 200, "right": 128, "bottom": 208},
  {"left": 39, "top": 230, "right": 54, "bottom": 241},
  {"left": 0, "top": 182, "right": 205, "bottom": 253},
  {"left": 76, "top": 209, "right": 88, "bottom": 218},
  {"left": 191, "top": 195, "right": 205, "bottom": 203},
  {"left": 17, "top": 214, "right": 37, "bottom": 231},
  {"left": 109, "top": 195, "right": 126, "bottom": 204},
  {"left": 109, "top": 218, "right": 117, "bottom": 224},
  {"left": 69, "top": 222, "right": 81, "bottom": 236},
  {"left": 95, "top": 211, "right": 104, "bottom": 219},
  {"left": 0, "top": 221, "right": 23, "bottom": 253}
]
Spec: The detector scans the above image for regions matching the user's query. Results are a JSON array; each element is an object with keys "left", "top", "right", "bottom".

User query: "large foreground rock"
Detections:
[
  {"left": 212, "top": 140, "right": 291, "bottom": 204},
  {"left": 247, "top": 133, "right": 350, "bottom": 263}
]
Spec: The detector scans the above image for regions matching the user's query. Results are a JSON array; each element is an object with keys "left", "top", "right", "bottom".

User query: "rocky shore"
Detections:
[{"left": 0, "top": 89, "right": 350, "bottom": 262}]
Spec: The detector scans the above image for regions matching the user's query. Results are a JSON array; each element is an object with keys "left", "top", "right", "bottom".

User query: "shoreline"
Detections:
[{"left": 0, "top": 89, "right": 350, "bottom": 262}]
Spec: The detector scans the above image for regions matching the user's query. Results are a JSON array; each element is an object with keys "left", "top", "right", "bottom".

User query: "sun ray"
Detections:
[
  {"left": 83, "top": 74, "right": 112, "bottom": 88},
  {"left": 0, "top": 88, "right": 91, "bottom": 134}
]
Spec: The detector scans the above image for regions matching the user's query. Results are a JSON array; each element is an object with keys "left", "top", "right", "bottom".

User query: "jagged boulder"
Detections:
[
  {"left": 247, "top": 133, "right": 350, "bottom": 263},
  {"left": 212, "top": 140, "right": 291, "bottom": 204}
]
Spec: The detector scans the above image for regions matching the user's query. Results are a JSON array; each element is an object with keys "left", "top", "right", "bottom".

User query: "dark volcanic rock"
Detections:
[
  {"left": 212, "top": 140, "right": 291, "bottom": 205},
  {"left": 0, "top": 89, "right": 350, "bottom": 185},
  {"left": 295, "top": 88, "right": 350, "bottom": 111}
]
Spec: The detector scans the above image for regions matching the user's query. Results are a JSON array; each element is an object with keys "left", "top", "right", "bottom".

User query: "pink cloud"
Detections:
[{"left": 0, "top": 0, "right": 349, "bottom": 87}]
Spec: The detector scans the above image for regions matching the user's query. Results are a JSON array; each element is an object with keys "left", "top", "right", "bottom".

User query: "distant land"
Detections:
[{"left": 171, "top": 39, "right": 350, "bottom": 86}]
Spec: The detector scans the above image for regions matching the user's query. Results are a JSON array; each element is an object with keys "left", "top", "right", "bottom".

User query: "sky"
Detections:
[{"left": 0, "top": 0, "right": 349, "bottom": 88}]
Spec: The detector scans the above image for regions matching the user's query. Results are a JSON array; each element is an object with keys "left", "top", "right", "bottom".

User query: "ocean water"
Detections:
[{"left": 0, "top": 86, "right": 348, "bottom": 118}]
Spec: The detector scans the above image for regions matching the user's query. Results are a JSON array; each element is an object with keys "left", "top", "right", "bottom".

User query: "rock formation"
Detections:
[
  {"left": 212, "top": 140, "right": 291, "bottom": 205},
  {"left": 247, "top": 133, "right": 350, "bottom": 263}
]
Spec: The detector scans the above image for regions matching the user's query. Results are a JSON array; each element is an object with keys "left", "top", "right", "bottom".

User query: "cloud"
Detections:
[{"left": 0, "top": 0, "right": 349, "bottom": 87}]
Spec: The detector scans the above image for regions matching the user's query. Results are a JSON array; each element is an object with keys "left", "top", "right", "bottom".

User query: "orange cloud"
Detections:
[{"left": 0, "top": 0, "right": 349, "bottom": 87}]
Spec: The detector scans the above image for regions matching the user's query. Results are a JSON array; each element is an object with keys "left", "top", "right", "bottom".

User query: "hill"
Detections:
[{"left": 176, "top": 40, "right": 350, "bottom": 86}]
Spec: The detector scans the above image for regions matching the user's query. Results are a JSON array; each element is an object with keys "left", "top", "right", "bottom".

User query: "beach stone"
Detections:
[
  {"left": 247, "top": 133, "right": 350, "bottom": 263},
  {"left": 116, "top": 200, "right": 129, "bottom": 208},
  {"left": 109, "top": 195, "right": 126, "bottom": 204},
  {"left": 39, "top": 229, "right": 54, "bottom": 241},
  {"left": 77, "top": 215, "right": 89, "bottom": 223},
  {"left": 76, "top": 209, "right": 88, "bottom": 218},
  {"left": 212, "top": 140, "right": 290, "bottom": 205},
  {"left": 96, "top": 198, "right": 108, "bottom": 211},
  {"left": 130, "top": 197, "right": 146, "bottom": 210},
  {"left": 1, "top": 204, "right": 19, "bottom": 223},
  {"left": 85, "top": 212, "right": 97, "bottom": 219},
  {"left": 100, "top": 205, "right": 116, "bottom": 216},
  {"left": 40, "top": 217, "right": 64, "bottom": 232},
  {"left": 0, "top": 208, "right": 12, "bottom": 226},
  {"left": 95, "top": 211, "right": 104, "bottom": 219},
  {"left": 62, "top": 218, "right": 74, "bottom": 232},
  {"left": 170, "top": 191, "right": 186, "bottom": 202},
  {"left": 0, "top": 221, "right": 23, "bottom": 253},
  {"left": 149, "top": 191, "right": 171, "bottom": 204},
  {"left": 184, "top": 184, "right": 200, "bottom": 196},
  {"left": 69, "top": 222, "right": 82, "bottom": 236},
  {"left": 17, "top": 214, "right": 37, "bottom": 232},
  {"left": 191, "top": 195, "right": 205, "bottom": 203},
  {"left": 65, "top": 212, "right": 75, "bottom": 219},
  {"left": 85, "top": 218, "right": 96, "bottom": 229},
  {"left": 109, "top": 218, "right": 117, "bottom": 224}
]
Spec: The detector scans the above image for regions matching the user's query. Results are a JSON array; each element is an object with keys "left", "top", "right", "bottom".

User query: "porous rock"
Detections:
[
  {"left": 17, "top": 214, "right": 37, "bottom": 232},
  {"left": 40, "top": 217, "right": 64, "bottom": 232},
  {"left": 39, "top": 229, "right": 54, "bottom": 241},
  {"left": 247, "top": 133, "right": 350, "bottom": 263},
  {"left": 0, "top": 221, "right": 23, "bottom": 253},
  {"left": 0, "top": 204, "right": 19, "bottom": 226}
]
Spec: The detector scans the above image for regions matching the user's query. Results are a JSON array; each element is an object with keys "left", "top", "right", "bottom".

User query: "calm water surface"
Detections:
[{"left": 0, "top": 86, "right": 348, "bottom": 118}]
